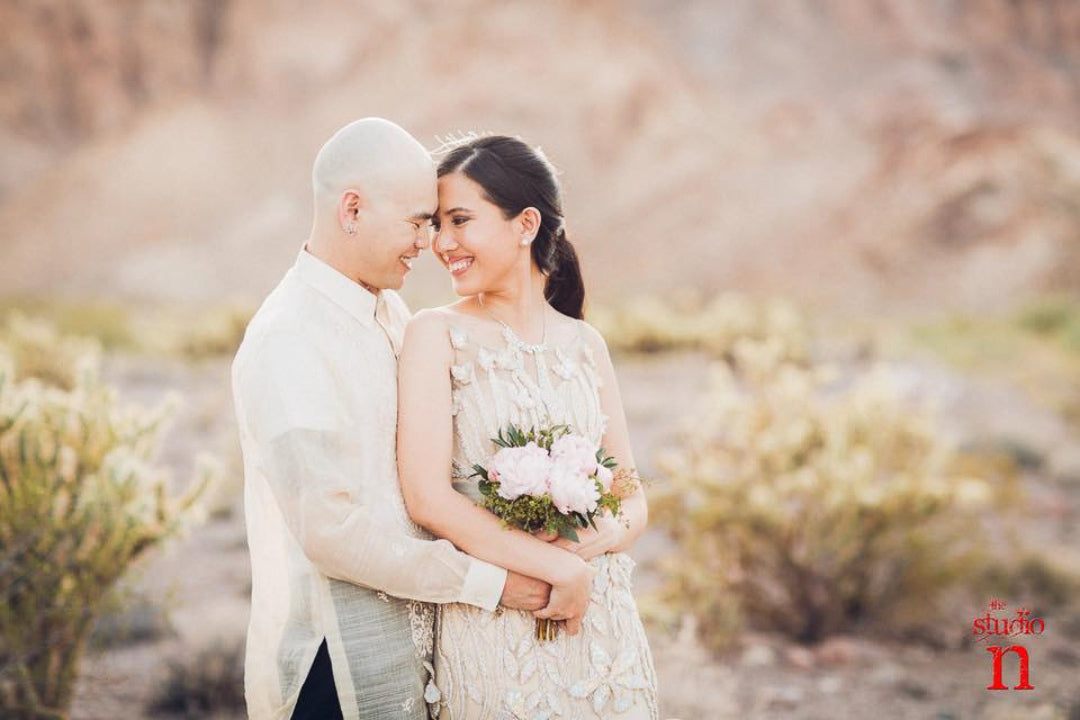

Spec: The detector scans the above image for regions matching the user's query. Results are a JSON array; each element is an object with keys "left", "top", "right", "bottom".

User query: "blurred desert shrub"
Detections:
[
  {"left": 1014, "top": 295, "right": 1080, "bottom": 352},
  {"left": 155, "top": 304, "right": 254, "bottom": 362},
  {"left": 910, "top": 296, "right": 1080, "bottom": 426},
  {"left": 147, "top": 638, "right": 245, "bottom": 718},
  {"left": 0, "top": 330, "right": 213, "bottom": 718},
  {"left": 88, "top": 591, "right": 176, "bottom": 651},
  {"left": 980, "top": 552, "right": 1080, "bottom": 616},
  {"left": 653, "top": 337, "right": 1015, "bottom": 649},
  {"left": 0, "top": 301, "right": 134, "bottom": 352},
  {"left": 589, "top": 292, "right": 809, "bottom": 360},
  {"left": 0, "top": 313, "right": 102, "bottom": 391},
  {"left": 0, "top": 300, "right": 255, "bottom": 363}
]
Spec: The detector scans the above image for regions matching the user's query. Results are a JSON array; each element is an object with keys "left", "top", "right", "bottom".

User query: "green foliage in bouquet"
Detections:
[
  {"left": 653, "top": 338, "right": 1015, "bottom": 649},
  {"left": 471, "top": 424, "right": 621, "bottom": 542},
  {"left": 0, "top": 336, "right": 212, "bottom": 719}
]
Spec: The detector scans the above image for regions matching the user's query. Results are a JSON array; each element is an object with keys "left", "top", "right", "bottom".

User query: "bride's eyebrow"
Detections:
[{"left": 438, "top": 206, "right": 471, "bottom": 216}]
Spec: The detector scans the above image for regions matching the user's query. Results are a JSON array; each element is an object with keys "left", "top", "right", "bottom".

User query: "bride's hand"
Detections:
[
  {"left": 531, "top": 528, "right": 558, "bottom": 542},
  {"left": 533, "top": 516, "right": 624, "bottom": 561},
  {"left": 550, "top": 515, "right": 624, "bottom": 561},
  {"left": 533, "top": 554, "right": 594, "bottom": 635}
]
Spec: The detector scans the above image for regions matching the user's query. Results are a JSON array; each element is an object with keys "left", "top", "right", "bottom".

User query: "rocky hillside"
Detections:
[{"left": 1, "top": 0, "right": 1078, "bottom": 313}]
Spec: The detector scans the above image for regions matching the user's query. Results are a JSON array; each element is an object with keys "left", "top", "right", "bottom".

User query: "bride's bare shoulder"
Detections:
[
  {"left": 403, "top": 301, "right": 481, "bottom": 352},
  {"left": 409, "top": 299, "right": 466, "bottom": 324},
  {"left": 412, "top": 299, "right": 480, "bottom": 323},
  {"left": 401, "top": 307, "right": 452, "bottom": 355},
  {"left": 564, "top": 315, "right": 612, "bottom": 361}
]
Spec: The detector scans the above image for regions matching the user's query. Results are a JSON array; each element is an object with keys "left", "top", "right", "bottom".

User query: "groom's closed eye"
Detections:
[{"left": 406, "top": 213, "right": 434, "bottom": 233}]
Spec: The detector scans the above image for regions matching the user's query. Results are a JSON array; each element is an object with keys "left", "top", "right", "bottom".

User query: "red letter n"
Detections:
[{"left": 985, "top": 645, "right": 1034, "bottom": 690}]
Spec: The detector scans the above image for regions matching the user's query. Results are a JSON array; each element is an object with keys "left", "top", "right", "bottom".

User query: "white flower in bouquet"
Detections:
[
  {"left": 489, "top": 442, "right": 553, "bottom": 501},
  {"left": 547, "top": 461, "right": 600, "bottom": 515}
]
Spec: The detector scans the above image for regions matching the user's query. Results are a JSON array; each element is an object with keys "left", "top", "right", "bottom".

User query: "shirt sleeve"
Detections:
[{"left": 237, "top": 330, "right": 507, "bottom": 611}]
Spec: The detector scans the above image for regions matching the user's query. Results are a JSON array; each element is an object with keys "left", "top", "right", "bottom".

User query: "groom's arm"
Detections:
[
  {"left": 500, "top": 572, "right": 550, "bottom": 611},
  {"left": 237, "top": 329, "right": 507, "bottom": 610}
]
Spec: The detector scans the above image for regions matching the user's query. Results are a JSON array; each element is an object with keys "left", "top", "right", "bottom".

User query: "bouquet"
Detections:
[{"left": 470, "top": 423, "right": 637, "bottom": 641}]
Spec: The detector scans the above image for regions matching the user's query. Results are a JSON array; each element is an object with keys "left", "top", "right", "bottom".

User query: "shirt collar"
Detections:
[{"left": 292, "top": 247, "right": 380, "bottom": 326}]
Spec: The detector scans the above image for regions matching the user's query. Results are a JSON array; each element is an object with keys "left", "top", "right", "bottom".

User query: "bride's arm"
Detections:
[
  {"left": 553, "top": 323, "right": 649, "bottom": 559},
  {"left": 397, "top": 309, "right": 593, "bottom": 627}
]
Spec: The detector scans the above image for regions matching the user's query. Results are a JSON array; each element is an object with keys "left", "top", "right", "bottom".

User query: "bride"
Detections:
[{"left": 397, "top": 135, "right": 658, "bottom": 719}]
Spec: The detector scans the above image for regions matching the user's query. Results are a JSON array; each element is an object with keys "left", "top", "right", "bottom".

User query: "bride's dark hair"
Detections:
[{"left": 436, "top": 136, "right": 585, "bottom": 320}]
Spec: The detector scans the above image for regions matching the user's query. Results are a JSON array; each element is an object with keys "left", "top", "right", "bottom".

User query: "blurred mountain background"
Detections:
[
  {"left": 2, "top": 0, "right": 1078, "bottom": 314},
  {"left": 5, "top": 5, "right": 1080, "bottom": 718}
]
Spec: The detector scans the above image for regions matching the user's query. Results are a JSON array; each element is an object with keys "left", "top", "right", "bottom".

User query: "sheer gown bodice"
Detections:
[{"left": 429, "top": 312, "right": 659, "bottom": 720}]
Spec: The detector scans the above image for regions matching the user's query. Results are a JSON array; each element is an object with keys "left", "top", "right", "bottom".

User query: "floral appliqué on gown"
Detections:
[{"left": 428, "top": 315, "right": 659, "bottom": 720}]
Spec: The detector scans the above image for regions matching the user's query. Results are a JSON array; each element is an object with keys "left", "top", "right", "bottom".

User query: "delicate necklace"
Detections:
[{"left": 478, "top": 294, "right": 548, "bottom": 353}]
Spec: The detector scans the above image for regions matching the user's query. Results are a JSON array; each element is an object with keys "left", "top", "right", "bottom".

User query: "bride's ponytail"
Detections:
[
  {"left": 543, "top": 229, "right": 585, "bottom": 320},
  {"left": 437, "top": 136, "right": 586, "bottom": 319}
]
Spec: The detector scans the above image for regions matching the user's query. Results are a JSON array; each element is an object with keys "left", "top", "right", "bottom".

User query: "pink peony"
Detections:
[
  {"left": 594, "top": 463, "right": 614, "bottom": 492},
  {"left": 489, "top": 442, "right": 553, "bottom": 501},
  {"left": 550, "top": 434, "right": 598, "bottom": 477},
  {"left": 548, "top": 462, "right": 600, "bottom": 515}
]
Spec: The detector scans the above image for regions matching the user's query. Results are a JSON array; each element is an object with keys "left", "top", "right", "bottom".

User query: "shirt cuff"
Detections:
[{"left": 459, "top": 558, "right": 507, "bottom": 612}]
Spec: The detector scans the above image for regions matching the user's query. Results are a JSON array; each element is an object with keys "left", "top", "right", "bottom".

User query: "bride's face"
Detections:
[{"left": 433, "top": 172, "right": 530, "bottom": 297}]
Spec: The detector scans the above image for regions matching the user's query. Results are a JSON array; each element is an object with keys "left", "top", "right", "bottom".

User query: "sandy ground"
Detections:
[{"left": 69, "top": 350, "right": 1080, "bottom": 720}]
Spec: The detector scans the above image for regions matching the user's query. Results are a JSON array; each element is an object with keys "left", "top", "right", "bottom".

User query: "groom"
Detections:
[{"left": 232, "top": 118, "right": 550, "bottom": 720}]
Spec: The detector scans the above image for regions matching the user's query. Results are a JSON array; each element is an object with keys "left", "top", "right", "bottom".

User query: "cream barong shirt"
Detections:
[{"left": 232, "top": 249, "right": 507, "bottom": 720}]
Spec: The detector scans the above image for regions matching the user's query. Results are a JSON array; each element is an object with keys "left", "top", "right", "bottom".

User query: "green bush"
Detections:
[
  {"left": 653, "top": 338, "right": 1012, "bottom": 649},
  {"left": 0, "top": 313, "right": 102, "bottom": 391},
  {"left": 0, "top": 341, "right": 211, "bottom": 719},
  {"left": 588, "top": 292, "right": 809, "bottom": 360},
  {"left": 979, "top": 553, "right": 1080, "bottom": 616},
  {"left": 1014, "top": 296, "right": 1080, "bottom": 339},
  {"left": 88, "top": 591, "right": 176, "bottom": 651},
  {"left": 147, "top": 639, "right": 245, "bottom": 718},
  {"left": 0, "top": 302, "right": 134, "bottom": 353},
  {"left": 171, "top": 304, "right": 254, "bottom": 361}
]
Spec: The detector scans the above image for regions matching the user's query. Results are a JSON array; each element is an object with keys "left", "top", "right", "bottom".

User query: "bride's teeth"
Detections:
[{"left": 449, "top": 258, "right": 472, "bottom": 272}]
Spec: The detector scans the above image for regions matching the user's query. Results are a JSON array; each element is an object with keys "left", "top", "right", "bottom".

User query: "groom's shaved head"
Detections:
[
  {"left": 312, "top": 117, "right": 433, "bottom": 208},
  {"left": 305, "top": 117, "right": 436, "bottom": 292}
]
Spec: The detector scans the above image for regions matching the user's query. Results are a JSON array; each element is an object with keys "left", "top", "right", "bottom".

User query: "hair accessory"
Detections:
[{"left": 429, "top": 130, "right": 485, "bottom": 156}]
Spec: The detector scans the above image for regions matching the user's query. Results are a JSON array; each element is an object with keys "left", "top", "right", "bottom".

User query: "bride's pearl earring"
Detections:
[{"left": 521, "top": 237, "right": 531, "bottom": 246}]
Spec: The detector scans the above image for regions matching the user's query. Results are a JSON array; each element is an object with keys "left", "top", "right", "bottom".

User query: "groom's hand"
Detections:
[{"left": 499, "top": 571, "right": 551, "bottom": 612}]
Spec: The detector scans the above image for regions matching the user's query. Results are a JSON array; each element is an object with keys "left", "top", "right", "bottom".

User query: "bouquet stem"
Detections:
[{"left": 535, "top": 618, "right": 560, "bottom": 642}]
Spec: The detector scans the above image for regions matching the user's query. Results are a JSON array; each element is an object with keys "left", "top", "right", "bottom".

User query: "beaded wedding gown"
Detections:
[{"left": 428, "top": 312, "right": 658, "bottom": 720}]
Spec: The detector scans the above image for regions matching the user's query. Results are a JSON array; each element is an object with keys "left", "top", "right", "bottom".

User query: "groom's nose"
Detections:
[{"left": 415, "top": 228, "right": 431, "bottom": 251}]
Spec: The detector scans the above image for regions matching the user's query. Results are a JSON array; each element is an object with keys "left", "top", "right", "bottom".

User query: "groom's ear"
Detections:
[
  {"left": 339, "top": 188, "right": 365, "bottom": 226},
  {"left": 518, "top": 207, "right": 542, "bottom": 242}
]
